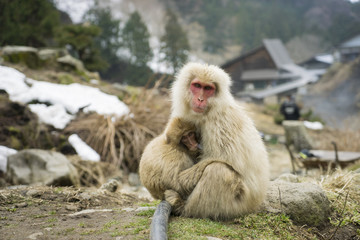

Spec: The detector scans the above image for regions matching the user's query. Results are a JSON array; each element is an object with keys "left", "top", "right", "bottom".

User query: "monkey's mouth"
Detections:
[
  {"left": 188, "top": 143, "right": 199, "bottom": 151},
  {"left": 192, "top": 106, "right": 206, "bottom": 113}
]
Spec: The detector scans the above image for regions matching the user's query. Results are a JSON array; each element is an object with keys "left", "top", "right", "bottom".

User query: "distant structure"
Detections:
[
  {"left": 336, "top": 33, "right": 360, "bottom": 62},
  {"left": 300, "top": 53, "right": 334, "bottom": 77},
  {"left": 222, "top": 39, "right": 317, "bottom": 103}
]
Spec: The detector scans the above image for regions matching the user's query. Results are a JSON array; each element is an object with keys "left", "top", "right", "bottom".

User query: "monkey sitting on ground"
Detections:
[
  {"left": 139, "top": 117, "right": 203, "bottom": 202},
  {"left": 163, "top": 62, "right": 269, "bottom": 220}
]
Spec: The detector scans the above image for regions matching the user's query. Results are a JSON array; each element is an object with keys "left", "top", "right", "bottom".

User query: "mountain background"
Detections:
[{"left": 88, "top": 0, "right": 360, "bottom": 64}]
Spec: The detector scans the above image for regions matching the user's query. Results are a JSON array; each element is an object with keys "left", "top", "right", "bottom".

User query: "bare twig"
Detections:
[
  {"left": 328, "top": 191, "right": 350, "bottom": 240},
  {"left": 278, "top": 186, "right": 283, "bottom": 212}
]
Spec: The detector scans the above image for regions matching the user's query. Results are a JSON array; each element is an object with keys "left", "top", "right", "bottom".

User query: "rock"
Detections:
[
  {"left": 276, "top": 173, "right": 300, "bottom": 183},
  {"left": 1, "top": 46, "right": 41, "bottom": 69},
  {"left": 65, "top": 204, "right": 79, "bottom": 212},
  {"left": 57, "top": 55, "right": 85, "bottom": 72},
  {"left": 27, "top": 232, "right": 43, "bottom": 240},
  {"left": 15, "top": 202, "right": 28, "bottom": 208},
  {"left": 7, "top": 149, "right": 80, "bottom": 186},
  {"left": 100, "top": 179, "right": 120, "bottom": 192},
  {"left": 135, "top": 206, "right": 156, "bottom": 212},
  {"left": 128, "top": 173, "right": 141, "bottom": 186},
  {"left": 68, "top": 209, "right": 113, "bottom": 217},
  {"left": 263, "top": 180, "right": 331, "bottom": 226},
  {"left": 38, "top": 48, "right": 66, "bottom": 61}
]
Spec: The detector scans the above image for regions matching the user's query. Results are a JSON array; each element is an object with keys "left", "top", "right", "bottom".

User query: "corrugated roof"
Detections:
[
  {"left": 263, "top": 39, "right": 293, "bottom": 68},
  {"left": 241, "top": 69, "right": 298, "bottom": 81},
  {"left": 243, "top": 64, "right": 318, "bottom": 99},
  {"left": 340, "top": 34, "right": 360, "bottom": 48}
]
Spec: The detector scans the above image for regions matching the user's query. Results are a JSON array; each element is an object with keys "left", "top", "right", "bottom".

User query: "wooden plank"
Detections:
[{"left": 309, "top": 150, "right": 360, "bottom": 162}]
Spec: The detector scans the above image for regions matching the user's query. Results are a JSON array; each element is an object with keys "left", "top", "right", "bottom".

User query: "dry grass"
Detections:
[
  {"left": 308, "top": 128, "right": 360, "bottom": 152},
  {"left": 65, "top": 80, "right": 171, "bottom": 173}
]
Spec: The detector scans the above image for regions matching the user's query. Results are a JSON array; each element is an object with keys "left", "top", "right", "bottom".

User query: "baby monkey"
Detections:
[
  {"left": 166, "top": 118, "right": 202, "bottom": 161},
  {"left": 139, "top": 117, "right": 202, "bottom": 202}
]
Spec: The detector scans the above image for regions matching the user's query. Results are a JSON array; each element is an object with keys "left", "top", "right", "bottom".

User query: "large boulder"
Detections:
[
  {"left": 7, "top": 149, "right": 79, "bottom": 186},
  {"left": 262, "top": 174, "right": 331, "bottom": 226},
  {"left": 1, "top": 46, "right": 41, "bottom": 69},
  {"left": 57, "top": 55, "right": 85, "bottom": 72}
]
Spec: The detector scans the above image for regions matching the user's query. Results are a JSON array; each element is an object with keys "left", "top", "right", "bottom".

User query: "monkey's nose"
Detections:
[{"left": 198, "top": 97, "right": 204, "bottom": 102}]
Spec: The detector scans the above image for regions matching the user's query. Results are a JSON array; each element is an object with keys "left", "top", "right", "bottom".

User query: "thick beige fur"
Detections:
[
  {"left": 139, "top": 117, "right": 201, "bottom": 200},
  {"left": 167, "top": 62, "right": 270, "bottom": 220}
]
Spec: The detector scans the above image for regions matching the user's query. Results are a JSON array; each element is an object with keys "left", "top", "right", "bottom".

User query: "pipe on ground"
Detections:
[{"left": 150, "top": 200, "right": 172, "bottom": 240}]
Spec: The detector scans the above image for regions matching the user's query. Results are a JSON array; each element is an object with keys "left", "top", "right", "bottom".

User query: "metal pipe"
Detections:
[{"left": 150, "top": 200, "right": 172, "bottom": 240}]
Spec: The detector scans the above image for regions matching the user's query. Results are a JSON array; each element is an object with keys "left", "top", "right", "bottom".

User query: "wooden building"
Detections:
[
  {"left": 337, "top": 34, "right": 360, "bottom": 62},
  {"left": 222, "top": 39, "right": 317, "bottom": 103}
]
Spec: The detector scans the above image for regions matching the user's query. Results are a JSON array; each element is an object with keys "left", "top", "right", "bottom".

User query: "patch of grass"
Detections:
[
  {"left": 7, "top": 207, "right": 17, "bottom": 212},
  {"left": 168, "top": 213, "right": 301, "bottom": 240},
  {"left": 321, "top": 171, "right": 360, "bottom": 228},
  {"left": 136, "top": 209, "right": 155, "bottom": 217},
  {"left": 124, "top": 218, "right": 151, "bottom": 235},
  {"left": 139, "top": 200, "right": 161, "bottom": 207},
  {"left": 99, "top": 220, "right": 122, "bottom": 233},
  {"left": 47, "top": 218, "right": 57, "bottom": 223},
  {"left": 63, "top": 227, "right": 75, "bottom": 235},
  {"left": 78, "top": 222, "right": 86, "bottom": 228}
]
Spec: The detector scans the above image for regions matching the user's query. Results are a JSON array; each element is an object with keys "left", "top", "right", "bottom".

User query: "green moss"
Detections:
[
  {"left": 10, "top": 136, "right": 22, "bottom": 149},
  {"left": 58, "top": 74, "right": 74, "bottom": 85},
  {"left": 75, "top": 70, "right": 91, "bottom": 82},
  {"left": 3, "top": 52, "right": 41, "bottom": 69},
  {"left": 136, "top": 209, "right": 155, "bottom": 217},
  {"left": 7, "top": 126, "right": 20, "bottom": 134}
]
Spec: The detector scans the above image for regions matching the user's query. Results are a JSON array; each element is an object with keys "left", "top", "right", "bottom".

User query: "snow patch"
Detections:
[{"left": 68, "top": 134, "right": 100, "bottom": 162}]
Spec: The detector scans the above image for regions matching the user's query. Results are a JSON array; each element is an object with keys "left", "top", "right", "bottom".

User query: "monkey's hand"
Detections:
[
  {"left": 164, "top": 189, "right": 185, "bottom": 215},
  {"left": 178, "top": 159, "right": 221, "bottom": 195}
]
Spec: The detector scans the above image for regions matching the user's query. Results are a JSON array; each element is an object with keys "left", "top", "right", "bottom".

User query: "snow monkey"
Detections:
[
  {"left": 164, "top": 62, "right": 270, "bottom": 220},
  {"left": 139, "top": 117, "right": 206, "bottom": 201}
]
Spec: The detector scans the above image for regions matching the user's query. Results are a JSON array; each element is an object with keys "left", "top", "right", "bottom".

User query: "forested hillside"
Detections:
[
  {"left": 164, "top": 0, "right": 360, "bottom": 54},
  {"left": 1, "top": 0, "right": 360, "bottom": 82}
]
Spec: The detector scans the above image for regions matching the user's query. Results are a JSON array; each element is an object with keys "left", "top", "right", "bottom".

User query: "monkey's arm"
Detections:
[{"left": 178, "top": 159, "right": 223, "bottom": 195}]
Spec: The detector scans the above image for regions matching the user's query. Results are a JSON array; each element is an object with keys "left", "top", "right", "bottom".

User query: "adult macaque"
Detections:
[
  {"left": 165, "top": 62, "right": 270, "bottom": 220},
  {"left": 139, "top": 117, "right": 202, "bottom": 200}
]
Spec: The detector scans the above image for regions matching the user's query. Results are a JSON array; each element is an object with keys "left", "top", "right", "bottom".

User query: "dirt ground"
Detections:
[{"left": 0, "top": 185, "right": 154, "bottom": 240}]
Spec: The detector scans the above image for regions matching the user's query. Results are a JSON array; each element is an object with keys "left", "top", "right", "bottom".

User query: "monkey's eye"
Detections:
[
  {"left": 192, "top": 83, "right": 201, "bottom": 88},
  {"left": 188, "top": 132, "right": 195, "bottom": 137},
  {"left": 204, "top": 86, "right": 214, "bottom": 91}
]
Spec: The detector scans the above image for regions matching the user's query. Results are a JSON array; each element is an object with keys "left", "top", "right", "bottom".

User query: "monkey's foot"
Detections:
[{"left": 164, "top": 189, "right": 185, "bottom": 215}]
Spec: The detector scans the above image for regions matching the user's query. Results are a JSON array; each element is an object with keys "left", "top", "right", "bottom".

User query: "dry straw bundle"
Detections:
[{"left": 66, "top": 80, "right": 171, "bottom": 173}]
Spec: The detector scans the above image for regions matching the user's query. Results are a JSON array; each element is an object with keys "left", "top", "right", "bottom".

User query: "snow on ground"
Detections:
[
  {"left": 0, "top": 65, "right": 130, "bottom": 162},
  {"left": 28, "top": 104, "right": 74, "bottom": 130},
  {"left": 68, "top": 134, "right": 100, "bottom": 161},
  {"left": 0, "top": 146, "right": 17, "bottom": 173},
  {"left": 304, "top": 121, "right": 324, "bottom": 130},
  {"left": 0, "top": 66, "right": 130, "bottom": 129}
]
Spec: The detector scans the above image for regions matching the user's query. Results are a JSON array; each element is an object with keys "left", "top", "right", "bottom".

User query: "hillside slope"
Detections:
[{"left": 302, "top": 58, "right": 360, "bottom": 129}]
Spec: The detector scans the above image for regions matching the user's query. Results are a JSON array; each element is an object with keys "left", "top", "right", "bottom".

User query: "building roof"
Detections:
[
  {"left": 263, "top": 39, "right": 294, "bottom": 67},
  {"left": 241, "top": 69, "right": 297, "bottom": 81},
  {"left": 243, "top": 63, "right": 318, "bottom": 99},
  {"left": 340, "top": 34, "right": 360, "bottom": 48},
  {"left": 221, "top": 39, "right": 293, "bottom": 69}
]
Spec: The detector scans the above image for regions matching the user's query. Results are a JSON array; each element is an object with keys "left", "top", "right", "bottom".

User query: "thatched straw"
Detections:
[{"left": 65, "top": 80, "right": 171, "bottom": 173}]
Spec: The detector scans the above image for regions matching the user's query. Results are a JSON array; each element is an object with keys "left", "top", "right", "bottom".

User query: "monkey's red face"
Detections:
[{"left": 190, "top": 78, "right": 216, "bottom": 113}]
